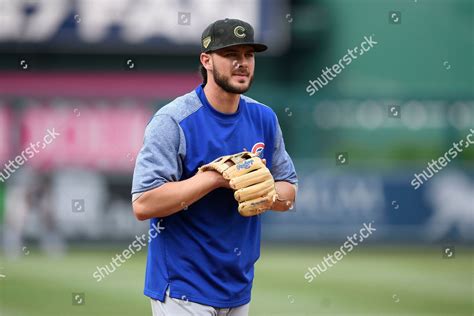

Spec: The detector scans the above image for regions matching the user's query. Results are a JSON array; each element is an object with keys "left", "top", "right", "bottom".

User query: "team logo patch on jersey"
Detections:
[{"left": 251, "top": 142, "right": 265, "bottom": 158}]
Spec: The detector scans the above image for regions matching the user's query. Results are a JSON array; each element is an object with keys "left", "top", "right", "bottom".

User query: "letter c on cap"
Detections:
[{"left": 234, "top": 26, "right": 246, "bottom": 38}]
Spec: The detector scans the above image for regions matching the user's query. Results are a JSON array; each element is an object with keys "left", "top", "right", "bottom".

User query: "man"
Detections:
[{"left": 131, "top": 18, "right": 297, "bottom": 315}]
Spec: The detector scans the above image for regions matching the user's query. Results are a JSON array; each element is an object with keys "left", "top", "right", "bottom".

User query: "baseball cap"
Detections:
[{"left": 201, "top": 18, "right": 267, "bottom": 53}]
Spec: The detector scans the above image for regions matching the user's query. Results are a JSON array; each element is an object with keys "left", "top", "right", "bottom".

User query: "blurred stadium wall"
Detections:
[{"left": 0, "top": 0, "right": 472, "bottom": 254}]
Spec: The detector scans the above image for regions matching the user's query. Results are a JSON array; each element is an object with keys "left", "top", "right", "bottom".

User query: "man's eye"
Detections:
[{"left": 246, "top": 53, "right": 254, "bottom": 58}]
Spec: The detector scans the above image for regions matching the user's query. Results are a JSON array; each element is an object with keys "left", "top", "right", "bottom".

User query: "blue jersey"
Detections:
[{"left": 131, "top": 85, "right": 297, "bottom": 308}]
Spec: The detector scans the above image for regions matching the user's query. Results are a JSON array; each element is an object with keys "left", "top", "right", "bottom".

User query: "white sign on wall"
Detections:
[{"left": 0, "top": 0, "right": 290, "bottom": 54}]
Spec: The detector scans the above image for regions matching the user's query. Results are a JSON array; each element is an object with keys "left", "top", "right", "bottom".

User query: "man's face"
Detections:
[{"left": 208, "top": 45, "right": 255, "bottom": 94}]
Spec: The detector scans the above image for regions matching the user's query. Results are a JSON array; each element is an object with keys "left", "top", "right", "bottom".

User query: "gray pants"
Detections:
[{"left": 150, "top": 290, "right": 250, "bottom": 316}]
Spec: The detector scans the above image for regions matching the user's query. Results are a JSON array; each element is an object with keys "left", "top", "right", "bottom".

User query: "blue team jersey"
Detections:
[{"left": 131, "top": 85, "right": 297, "bottom": 308}]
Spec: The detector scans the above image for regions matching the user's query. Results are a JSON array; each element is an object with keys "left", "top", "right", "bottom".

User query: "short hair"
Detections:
[{"left": 199, "top": 63, "right": 207, "bottom": 85}]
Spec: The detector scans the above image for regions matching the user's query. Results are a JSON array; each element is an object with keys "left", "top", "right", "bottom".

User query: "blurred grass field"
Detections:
[{"left": 0, "top": 245, "right": 472, "bottom": 316}]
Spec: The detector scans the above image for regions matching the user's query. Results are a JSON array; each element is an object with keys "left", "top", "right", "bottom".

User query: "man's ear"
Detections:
[{"left": 200, "top": 53, "right": 213, "bottom": 71}]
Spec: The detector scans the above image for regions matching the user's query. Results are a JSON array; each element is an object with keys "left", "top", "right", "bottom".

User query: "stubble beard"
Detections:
[{"left": 213, "top": 67, "right": 254, "bottom": 94}]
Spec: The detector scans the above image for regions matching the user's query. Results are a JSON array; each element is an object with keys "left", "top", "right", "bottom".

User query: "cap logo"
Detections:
[
  {"left": 203, "top": 36, "right": 211, "bottom": 49},
  {"left": 233, "top": 26, "right": 246, "bottom": 38}
]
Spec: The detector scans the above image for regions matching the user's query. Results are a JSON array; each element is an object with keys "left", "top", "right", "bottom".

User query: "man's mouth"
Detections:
[{"left": 233, "top": 73, "right": 249, "bottom": 78}]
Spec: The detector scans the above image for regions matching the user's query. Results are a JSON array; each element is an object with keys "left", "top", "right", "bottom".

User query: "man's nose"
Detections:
[{"left": 234, "top": 55, "right": 248, "bottom": 68}]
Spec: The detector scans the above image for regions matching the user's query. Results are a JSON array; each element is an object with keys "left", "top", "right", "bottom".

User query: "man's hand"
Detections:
[
  {"left": 207, "top": 170, "right": 232, "bottom": 189},
  {"left": 271, "top": 181, "right": 297, "bottom": 211}
]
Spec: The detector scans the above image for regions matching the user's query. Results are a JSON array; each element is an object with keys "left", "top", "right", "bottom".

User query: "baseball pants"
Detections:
[{"left": 150, "top": 289, "right": 250, "bottom": 316}]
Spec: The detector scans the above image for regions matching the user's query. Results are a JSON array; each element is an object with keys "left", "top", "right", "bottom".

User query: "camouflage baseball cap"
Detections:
[{"left": 201, "top": 18, "right": 267, "bottom": 53}]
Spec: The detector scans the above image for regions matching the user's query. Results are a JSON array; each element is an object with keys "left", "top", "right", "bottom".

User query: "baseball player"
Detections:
[{"left": 131, "top": 18, "right": 298, "bottom": 316}]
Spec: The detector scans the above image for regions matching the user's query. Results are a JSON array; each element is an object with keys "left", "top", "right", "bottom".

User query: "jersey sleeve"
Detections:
[
  {"left": 131, "top": 114, "right": 185, "bottom": 198},
  {"left": 271, "top": 117, "right": 298, "bottom": 185}
]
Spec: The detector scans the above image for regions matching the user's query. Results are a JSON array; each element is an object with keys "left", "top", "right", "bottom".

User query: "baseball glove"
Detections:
[{"left": 198, "top": 151, "right": 277, "bottom": 216}]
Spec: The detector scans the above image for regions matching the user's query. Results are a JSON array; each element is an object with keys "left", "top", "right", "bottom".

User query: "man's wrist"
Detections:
[{"left": 202, "top": 170, "right": 225, "bottom": 189}]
